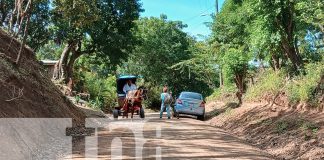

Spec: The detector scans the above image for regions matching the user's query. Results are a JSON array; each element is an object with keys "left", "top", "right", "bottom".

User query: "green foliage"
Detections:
[
  {"left": 74, "top": 55, "right": 119, "bottom": 111},
  {"left": 299, "top": 120, "right": 320, "bottom": 140},
  {"left": 120, "top": 16, "right": 213, "bottom": 98},
  {"left": 224, "top": 107, "right": 233, "bottom": 116},
  {"left": 142, "top": 84, "right": 163, "bottom": 110},
  {"left": 296, "top": 0, "right": 324, "bottom": 31},
  {"left": 276, "top": 120, "right": 289, "bottom": 134},
  {"left": 245, "top": 70, "right": 286, "bottom": 101},
  {"left": 300, "top": 121, "right": 319, "bottom": 133},
  {"left": 36, "top": 41, "right": 64, "bottom": 60},
  {"left": 222, "top": 48, "right": 249, "bottom": 80},
  {"left": 207, "top": 84, "right": 237, "bottom": 101},
  {"left": 52, "top": 0, "right": 142, "bottom": 67},
  {"left": 0, "top": 0, "right": 51, "bottom": 50},
  {"left": 171, "top": 40, "right": 219, "bottom": 89},
  {"left": 287, "top": 61, "right": 324, "bottom": 104},
  {"left": 75, "top": 95, "right": 80, "bottom": 104},
  {"left": 211, "top": 0, "right": 251, "bottom": 101},
  {"left": 81, "top": 72, "right": 117, "bottom": 111},
  {"left": 245, "top": 60, "right": 323, "bottom": 105}
]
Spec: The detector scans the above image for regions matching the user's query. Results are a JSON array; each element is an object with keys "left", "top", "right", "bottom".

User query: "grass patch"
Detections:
[
  {"left": 245, "top": 69, "right": 286, "bottom": 101},
  {"left": 245, "top": 60, "right": 323, "bottom": 107},
  {"left": 299, "top": 121, "right": 320, "bottom": 141},
  {"left": 224, "top": 107, "right": 233, "bottom": 116},
  {"left": 276, "top": 120, "right": 289, "bottom": 134},
  {"left": 261, "top": 118, "right": 273, "bottom": 126},
  {"left": 286, "top": 62, "right": 324, "bottom": 105},
  {"left": 300, "top": 121, "right": 319, "bottom": 133},
  {"left": 207, "top": 84, "right": 237, "bottom": 102}
]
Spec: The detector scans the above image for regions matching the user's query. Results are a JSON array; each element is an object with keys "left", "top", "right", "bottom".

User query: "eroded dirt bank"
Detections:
[
  {"left": 206, "top": 102, "right": 324, "bottom": 159},
  {"left": 0, "top": 29, "right": 86, "bottom": 159}
]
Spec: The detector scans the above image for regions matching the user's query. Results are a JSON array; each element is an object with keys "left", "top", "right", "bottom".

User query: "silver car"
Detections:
[{"left": 174, "top": 92, "right": 205, "bottom": 120}]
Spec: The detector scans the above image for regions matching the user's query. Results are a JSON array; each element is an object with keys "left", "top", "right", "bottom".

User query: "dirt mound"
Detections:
[
  {"left": 207, "top": 102, "right": 324, "bottom": 159},
  {"left": 0, "top": 29, "right": 85, "bottom": 122}
]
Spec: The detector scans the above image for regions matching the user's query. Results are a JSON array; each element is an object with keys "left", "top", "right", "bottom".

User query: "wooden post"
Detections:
[{"left": 216, "top": 0, "right": 219, "bottom": 13}]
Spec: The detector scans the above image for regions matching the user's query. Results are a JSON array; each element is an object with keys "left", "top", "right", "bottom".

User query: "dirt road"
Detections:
[{"left": 72, "top": 113, "right": 275, "bottom": 160}]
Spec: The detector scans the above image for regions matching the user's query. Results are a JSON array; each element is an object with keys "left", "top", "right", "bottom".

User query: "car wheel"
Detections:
[
  {"left": 175, "top": 112, "right": 179, "bottom": 119},
  {"left": 197, "top": 114, "right": 205, "bottom": 121},
  {"left": 140, "top": 107, "right": 145, "bottom": 119},
  {"left": 113, "top": 109, "right": 119, "bottom": 119}
]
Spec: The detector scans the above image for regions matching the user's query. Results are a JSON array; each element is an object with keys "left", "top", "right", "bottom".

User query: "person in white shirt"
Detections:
[{"left": 123, "top": 80, "right": 137, "bottom": 94}]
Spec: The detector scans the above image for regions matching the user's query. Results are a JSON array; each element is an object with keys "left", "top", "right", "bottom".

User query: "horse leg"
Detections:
[
  {"left": 122, "top": 102, "right": 128, "bottom": 118},
  {"left": 126, "top": 105, "right": 129, "bottom": 118},
  {"left": 131, "top": 105, "right": 134, "bottom": 119}
]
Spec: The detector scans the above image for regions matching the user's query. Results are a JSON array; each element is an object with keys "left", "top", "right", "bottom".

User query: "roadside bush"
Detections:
[
  {"left": 276, "top": 120, "right": 289, "bottom": 134},
  {"left": 286, "top": 61, "right": 324, "bottom": 105},
  {"left": 207, "top": 84, "right": 237, "bottom": 102},
  {"left": 76, "top": 72, "right": 117, "bottom": 111},
  {"left": 245, "top": 69, "right": 286, "bottom": 101},
  {"left": 142, "top": 83, "right": 163, "bottom": 111}
]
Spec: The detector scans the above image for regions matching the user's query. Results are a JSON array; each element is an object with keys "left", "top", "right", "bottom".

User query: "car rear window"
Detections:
[{"left": 180, "top": 92, "right": 202, "bottom": 100}]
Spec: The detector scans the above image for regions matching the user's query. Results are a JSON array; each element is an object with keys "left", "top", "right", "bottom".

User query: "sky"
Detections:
[{"left": 140, "top": 0, "right": 225, "bottom": 39}]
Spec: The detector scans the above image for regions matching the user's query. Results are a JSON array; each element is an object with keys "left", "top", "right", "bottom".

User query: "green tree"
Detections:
[
  {"left": 0, "top": 0, "right": 51, "bottom": 50},
  {"left": 171, "top": 39, "right": 219, "bottom": 89},
  {"left": 211, "top": 0, "right": 250, "bottom": 103},
  {"left": 296, "top": 0, "right": 324, "bottom": 34},
  {"left": 222, "top": 48, "right": 249, "bottom": 104},
  {"left": 52, "top": 0, "right": 142, "bottom": 83},
  {"left": 120, "top": 16, "right": 212, "bottom": 95}
]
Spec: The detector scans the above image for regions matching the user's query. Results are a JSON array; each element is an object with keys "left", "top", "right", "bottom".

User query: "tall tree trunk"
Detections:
[
  {"left": 16, "top": 0, "right": 32, "bottom": 65},
  {"left": 281, "top": 40, "right": 302, "bottom": 70},
  {"left": 277, "top": 1, "right": 303, "bottom": 70},
  {"left": 219, "top": 66, "right": 223, "bottom": 88},
  {"left": 215, "top": 0, "right": 219, "bottom": 13},
  {"left": 0, "top": 0, "right": 8, "bottom": 26},
  {"left": 294, "top": 36, "right": 300, "bottom": 57},
  {"left": 8, "top": 0, "right": 18, "bottom": 33},
  {"left": 66, "top": 48, "right": 83, "bottom": 82},
  {"left": 53, "top": 41, "right": 84, "bottom": 85},
  {"left": 234, "top": 73, "right": 245, "bottom": 105},
  {"left": 271, "top": 54, "right": 280, "bottom": 71},
  {"left": 53, "top": 42, "right": 74, "bottom": 82},
  {"left": 259, "top": 60, "right": 265, "bottom": 71}
]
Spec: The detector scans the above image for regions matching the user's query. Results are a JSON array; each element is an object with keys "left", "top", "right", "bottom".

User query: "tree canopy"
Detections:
[{"left": 119, "top": 16, "right": 213, "bottom": 95}]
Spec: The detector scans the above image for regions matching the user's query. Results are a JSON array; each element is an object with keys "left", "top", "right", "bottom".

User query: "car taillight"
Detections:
[{"left": 177, "top": 99, "right": 182, "bottom": 104}]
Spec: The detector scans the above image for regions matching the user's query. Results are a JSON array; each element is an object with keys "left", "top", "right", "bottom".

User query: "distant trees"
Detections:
[{"left": 120, "top": 16, "right": 213, "bottom": 95}]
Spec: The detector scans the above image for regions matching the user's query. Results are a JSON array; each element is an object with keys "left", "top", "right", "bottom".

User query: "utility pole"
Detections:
[
  {"left": 216, "top": 0, "right": 219, "bottom": 13},
  {"left": 215, "top": 0, "right": 224, "bottom": 88}
]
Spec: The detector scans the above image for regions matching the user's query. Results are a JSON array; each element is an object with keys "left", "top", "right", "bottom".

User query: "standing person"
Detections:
[
  {"left": 123, "top": 79, "right": 137, "bottom": 94},
  {"left": 160, "top": 86, "right": 172, "bottom": 119}
]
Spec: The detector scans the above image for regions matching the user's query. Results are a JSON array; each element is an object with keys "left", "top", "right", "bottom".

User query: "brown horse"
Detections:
[{"left": 122, "top": 88, "right": 146, "bottom": 118}]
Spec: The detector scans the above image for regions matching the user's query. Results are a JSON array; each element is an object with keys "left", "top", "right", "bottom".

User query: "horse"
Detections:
[{"left": 122, "top": 87, "right": 147, "bottom": 118}]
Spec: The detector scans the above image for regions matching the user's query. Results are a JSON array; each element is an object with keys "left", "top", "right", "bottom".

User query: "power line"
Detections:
[
  {"left": 186, "top": 16, "right": 212, "bottom": 33},
  {"left": 182, "top": 5, "right": 214, "bottom": 22}
]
